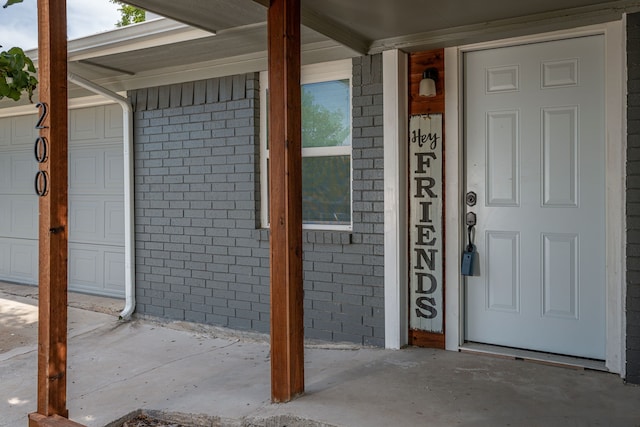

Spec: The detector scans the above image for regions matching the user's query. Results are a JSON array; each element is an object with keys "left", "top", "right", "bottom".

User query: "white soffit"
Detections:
[
  {"left": 125, "top": 0, "right": 640, "bottom": 54},
  {"left": 122, "top": 0, "right": 266, "bottom": 33},
  {"left": 11, "top": 0, "right": 640, "bottom": 100}
]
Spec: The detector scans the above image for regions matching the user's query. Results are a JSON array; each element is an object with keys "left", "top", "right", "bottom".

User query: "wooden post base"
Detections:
[{"left": 29, "top": 413, "right": 86, "bottom": 427}]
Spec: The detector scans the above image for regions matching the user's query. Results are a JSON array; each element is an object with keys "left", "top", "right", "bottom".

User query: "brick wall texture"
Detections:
[
  {"left": 627, "top": 12, "right": 640, "bottom": 384},
  {"left": 132, "top": 56, "right": 385, "bottom": 346}
]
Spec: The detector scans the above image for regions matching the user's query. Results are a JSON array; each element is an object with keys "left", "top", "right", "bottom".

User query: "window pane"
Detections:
[
  {"left": 302, "top": 80, "right": 350, "bottom": 148},
  {"left": 302, "top": 156, "right": 350, "bottom": 225}
]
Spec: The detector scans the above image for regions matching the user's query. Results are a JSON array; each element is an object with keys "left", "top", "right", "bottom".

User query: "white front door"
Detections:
[{"left": 463, "top": 35, "right": 605, "bottom": 359}]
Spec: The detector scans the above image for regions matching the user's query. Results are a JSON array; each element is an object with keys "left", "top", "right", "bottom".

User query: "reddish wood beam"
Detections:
[
  {"left": 29, "top": 0, "right": 75, "bottom": 425},
  {"left": 267, "top": 0, "right": 304, "bottom": 403},
  {"left": 29, "top": 414, "right": 85, "bottom": 427},
  {"left": 409, "top": 329, "right": 446, "bottom": 349},
  {"left": 409, "top": 50, "right": 445, "bottom": 115}
]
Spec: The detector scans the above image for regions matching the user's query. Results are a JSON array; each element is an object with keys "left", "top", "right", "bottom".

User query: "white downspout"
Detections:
[{"left": 67, "top": 72, "right": 136, "bottom": 320}]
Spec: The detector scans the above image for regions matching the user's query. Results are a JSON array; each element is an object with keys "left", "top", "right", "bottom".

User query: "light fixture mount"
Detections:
[{"left": 419, "top": 67, "right": 438, "bottom": 97}]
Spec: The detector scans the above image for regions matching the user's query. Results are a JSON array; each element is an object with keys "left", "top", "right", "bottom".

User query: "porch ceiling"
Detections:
[
  {"left": 3, "top": 0, "right": 637, "bottom": 109},
  {"left": 124, "top": 0, "right": 638, "bottom": 54}
]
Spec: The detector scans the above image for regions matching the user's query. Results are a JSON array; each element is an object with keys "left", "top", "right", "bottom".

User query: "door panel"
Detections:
[
  {"left": 486, "top": 231, "right": 520, "bottom": 313},
  {"left": 486, "top": 110, "right": 519, "bottom": 206},
  {"left": 464, "top": 36, "right": 605, "bottom": 359}
]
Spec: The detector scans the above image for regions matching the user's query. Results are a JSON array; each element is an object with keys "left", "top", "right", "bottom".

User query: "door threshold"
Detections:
[{"left": 460, "top": 343, "right": 607, "bottom": 372}]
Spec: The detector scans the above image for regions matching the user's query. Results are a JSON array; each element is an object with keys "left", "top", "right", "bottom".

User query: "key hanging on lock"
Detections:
[{"left": 461, "top": 224, "right": 475, "bottom": 276}]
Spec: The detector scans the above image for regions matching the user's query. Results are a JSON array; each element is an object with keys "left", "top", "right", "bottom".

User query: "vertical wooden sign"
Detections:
[
  {"left": 409, "top": 114, "right": 443, "bottom": 334},
  {"left": 29, "top": 0, "right": 74, "bottom": 425}
]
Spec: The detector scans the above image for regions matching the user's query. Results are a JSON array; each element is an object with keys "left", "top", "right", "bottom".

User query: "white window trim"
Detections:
[{"left": 260, "top": 59, "right": 353, "bottom": 231}]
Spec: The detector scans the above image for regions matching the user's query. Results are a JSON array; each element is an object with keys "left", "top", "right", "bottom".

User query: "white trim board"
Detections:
[
  {"left": 382, "top": 50, "right": 409, "bottom": 349},
  {"left": 0, "top": 95, "right": 122, "bottom": 119}
]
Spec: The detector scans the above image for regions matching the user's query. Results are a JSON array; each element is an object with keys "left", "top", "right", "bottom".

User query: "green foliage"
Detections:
[
  {"left": 109, "top": 0, "right": 145, "bottom": 27},
  {"left": 1, "top": 0, "right": 37, "bottom": 102},
  {"left": 0, "top": 47, "right": 37, "bottom": 102},
  {"left": 2, "top": 0, "right": 24, "bottom": 8}
]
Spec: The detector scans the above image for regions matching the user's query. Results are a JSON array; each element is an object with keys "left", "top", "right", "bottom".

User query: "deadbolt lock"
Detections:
[{"left": 466, "top": 191, "right": 477, "bottom": 207}]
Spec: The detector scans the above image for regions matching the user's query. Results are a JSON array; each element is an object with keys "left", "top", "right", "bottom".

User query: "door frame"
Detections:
[{"left": 443, "top": 21, "right": 626, "bottom": 375}]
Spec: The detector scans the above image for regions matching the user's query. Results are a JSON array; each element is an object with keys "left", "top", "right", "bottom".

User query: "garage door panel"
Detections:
[
  {"left": 11, "top": 197, "right": 38, "bottom": 239},
  {"left": 69, "top": 149, "right": 100, "bottom": 192},
  {"left": 105, "top": 201, "right": 125, "bottom": 243},
  {"left": 0, "top": 196, "right": 37, "bottom": 239},
  {"left": 11, "top": 115, "right": 36, "bottom": 147},
  {"left": 11, "top": 152, "right": 36, "bottom": 194},
  {"left": 105, "top": 147, "right": 124, "bottom": 189},
  {"left": 105, "top": 104, "right": 123, "bottom": 138},
  {"left": 68, "top": 243, "right": 124, "bottom": 298},
  {"left": 69, "top": 198, "right": 103, "bottom": 242},
  {"left": 0, "top": 117, "right": 9, "bottom": 147},
  {"left": 0, "top": 241, "right": 9, "bottom": 276},
  {"left": 0, "top": 155, "right": 9, "bottom": 190},
  {"left": 0, "top": 151, "right": 33, "bottom": 194},
  {"left": 69, "top": 245, "right": 101, "bottom": 286},
  {"left": 69, "top": 196, "right": 124, "bottom": 245},
  {"left": 0, "top": 239, "right": 37, "bottom": 283},
  {"left": 104, "top": 250, "right": 125, "bottom": 293},
  {"left": 10, "top": 241, "right": 37, "bottom": 283},
  {"left": 0, "top": 203, "right": 9, "bottom": 236},
  {"left": 70, "top": 106, "right": 105, "bottom": 141},
  {"left": 69, "top": 146, "right": 123, "bottom": 195}
]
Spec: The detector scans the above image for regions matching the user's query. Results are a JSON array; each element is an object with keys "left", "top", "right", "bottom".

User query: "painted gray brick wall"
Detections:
[
  {"left": 132, "top": 74, "right": 268, "bottom": 330},
  {"left": 132, "top": 56, "right": 385, "bottom": 346},
  {"left": 627, "top": 12, "right": 640, "bottom": 384}
]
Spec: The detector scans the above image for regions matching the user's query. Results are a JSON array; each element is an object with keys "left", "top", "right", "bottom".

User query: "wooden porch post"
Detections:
[
  {"left": 267, "top": 0, "right": 304, "bottom": 403},
  {"left": 28, "top": 0, "right": 82, "bottom": 426}
]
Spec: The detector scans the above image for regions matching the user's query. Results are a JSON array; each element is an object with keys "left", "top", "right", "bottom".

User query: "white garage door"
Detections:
[{"left": 0, "top": 104, "right": 125, "bottom": 298}]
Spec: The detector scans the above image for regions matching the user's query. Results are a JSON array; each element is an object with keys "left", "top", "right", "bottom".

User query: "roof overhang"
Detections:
[
  {"left": 2, "top": 0, "right": 640, "bottom": 110},
  {"left": 126, "top": 0, "right": 640, "bottom": 54}
]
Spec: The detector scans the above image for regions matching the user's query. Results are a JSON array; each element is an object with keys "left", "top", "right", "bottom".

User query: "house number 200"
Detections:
[{"left": 34, "top": 102, "right": 49, "bottom": 197}]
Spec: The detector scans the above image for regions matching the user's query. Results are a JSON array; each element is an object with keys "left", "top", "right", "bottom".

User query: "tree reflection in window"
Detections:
[{"left": 301, "top": 79, "right": 351, "bottom": 225}]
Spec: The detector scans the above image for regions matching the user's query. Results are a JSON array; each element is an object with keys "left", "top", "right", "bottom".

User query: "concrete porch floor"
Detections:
[{"left": 1, "top": 282, "right": 640, "bottom": 427}]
